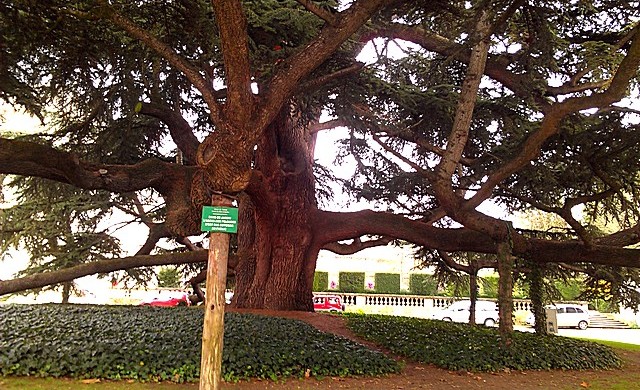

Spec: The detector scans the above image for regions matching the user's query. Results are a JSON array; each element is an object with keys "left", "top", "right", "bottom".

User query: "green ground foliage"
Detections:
[
  {"left": 338, "top": 272, "right": 365, "bottom": 293},
  {"left": 374, "top": 273, "right": 400, "bottom": 294},
  {"left": 0, "top": 305, "right": 400, "bottom": 383},
  {"left": 345, "top": 314, "right": 622, "bottom": 372},
  {"left": 312, "top": 271, "right": 328, "bottom": 292},
  {"left": 408, "top": 274, "right": 438, "bottom": 296}
]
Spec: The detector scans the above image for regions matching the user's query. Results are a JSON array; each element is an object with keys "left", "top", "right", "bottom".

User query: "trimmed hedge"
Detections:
[
  {"left": 0, "top": 304, "right": 400, "bottom": 382},
  {"left": 409, "top": 274, "right": 438, "bottom": 296},
  {"left": 338, "top": 272, "right": 365, "bottom": 293},
  {"left": 345, "top": 314, "right": 622, "bottom": 372},
  {"left": 313, "top": 271, "right": 329, "bottom": 291},
  {"left": 374, "top": 273, "right": 400, "bottom": 294}
]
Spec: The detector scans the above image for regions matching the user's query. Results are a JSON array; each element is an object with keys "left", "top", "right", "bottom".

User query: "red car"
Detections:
[
  {"left": 139, "top": 294, "right": 190, "bottom": 307},
  {"left": 313, "top": 295, "right": 345, "bottom": 312}
]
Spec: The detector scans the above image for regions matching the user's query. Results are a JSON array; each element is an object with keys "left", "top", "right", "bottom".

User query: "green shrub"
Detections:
[
  {"left": 0, "top": 305, "right": 400, "bottom": 382},
  {"left": 374, "top": 273, "right": 400, "bottom": 294},
  {"left": 339, "top": 272, "right": 365, "bottom": 293},
  {"left": 409, "top": 274, "right": 438, "bottom": 296},
  {"left": 345, "top": 314, "right": 622, "bottom": 372},
  {"left": 313, "top": 271, "right": 329, "bottom": 291}
]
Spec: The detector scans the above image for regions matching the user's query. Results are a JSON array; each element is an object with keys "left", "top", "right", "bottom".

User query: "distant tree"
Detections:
[{"left": 157, "top": 266, "right": 182, "bottom": 288}]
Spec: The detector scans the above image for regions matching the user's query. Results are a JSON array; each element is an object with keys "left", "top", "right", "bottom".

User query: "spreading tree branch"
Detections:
[
  {"left": 372, "top": 133, "right": 436, "bottom": 181},
  {"left": 435, "top": 250, "right": 472, "bottom": 273},
  {"left": 371, "top": 23, "right": 547, "bottom": 106},
  {"left": 210, "top": 0, "right": 254, "bottom": 123},
  {"left": 135, "top": 223, "right": 172, "bottom": 256},
  {"left": 467, "top": 27, "right": 640, "bottom": 211},
  {"left": 322, "top": 236, "right": 393, "bottom": 255},
  {"left": 433, "top": 10, "right": 500, "bottom": 237},
  {"left": 595, "top": 223, "right": 640, "bottom": 247},
  {"left": 254, "top": 0, "right": 391, "bottom": 132},
  {"left": 94, "top": 2, "right": 222, "bottom": 124},
  {"left": 0, "top": 251, "right": 208, "bottom": 295},
  {"left": 299, "top": 62, "right": 365, "bottom": 92},
  {"left": 309, "top": 119, "right": 346, "bottom": 134},
  {"left": 0, "top": 138, "right": 178, "bottom": 193},
  {"left": 295, "top": 0, "right": 338, "bottom": 26},
  {"left": 137, "top": 103, "right": 200, "bottom": 163},
  {"left": 565, "top": 23, "right": 638, "bottom": 88},
  {"left": 312, "top": 209, "right": 640, "bottom": 267}
]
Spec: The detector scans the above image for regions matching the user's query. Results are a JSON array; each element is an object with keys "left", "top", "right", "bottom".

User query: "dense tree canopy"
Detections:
[{"left": 1, "top": 0, "right": 639, "bottom": 312}]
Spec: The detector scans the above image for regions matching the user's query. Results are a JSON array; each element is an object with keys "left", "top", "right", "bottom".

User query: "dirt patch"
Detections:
[{"left": 224, "top": 309, "right": 640, "bottom": 389}]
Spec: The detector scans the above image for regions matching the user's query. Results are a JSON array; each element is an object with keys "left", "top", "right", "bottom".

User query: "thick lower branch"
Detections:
[
  {"left": 136, "top": 223, "right": 172, "bottom": 256},
  {"left": 322, "top": 236, "right": 393, "bottom": 255},
  {"left": 0, "top": 251, "right": 207, "bottom": 296},
  {"left": 313, "top": 210, "right": 640, "bottom": 268},
  {"left": 595, "top": 223, "right": 640, "bottom": 247},
  {"left": 0, "top": 137, "right": 173, "bottom": 193}
]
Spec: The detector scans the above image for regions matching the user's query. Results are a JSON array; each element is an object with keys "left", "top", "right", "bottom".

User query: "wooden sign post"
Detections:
[{"left": 199, "top": 194, "right": 237, "bottom": 390}]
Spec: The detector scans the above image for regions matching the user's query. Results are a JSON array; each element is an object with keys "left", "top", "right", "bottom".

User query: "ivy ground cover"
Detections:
[
  {"left": 0, "top": 304, "right": 400, "bottom": 383},
  {"left": 345, "top": 314, "right": 622, "bottom": 372}
]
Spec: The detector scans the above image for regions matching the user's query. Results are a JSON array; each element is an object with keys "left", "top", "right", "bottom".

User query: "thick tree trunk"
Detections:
[
  {"left": 468, "top": 264, "right": 478, "bottom": 326},
  {"left": 529, "top": 262, "right": 547, "bottom": 335},
  {"left": 231, "top": 106, "right": 318, "bottom": 311},
  {"left": 61, "top": 282, "right": 71, "bottom": 304},
  {"left": 496, "top": 241, "right": 514, "bottom": 344}
]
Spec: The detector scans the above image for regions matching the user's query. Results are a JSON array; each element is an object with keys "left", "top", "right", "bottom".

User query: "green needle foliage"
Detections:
[
  {"left": 0, "top": 177, "right": 122, "bottom": 301},
  {"left": 1, "top": 0, "right": 640, "bottom": 314}
]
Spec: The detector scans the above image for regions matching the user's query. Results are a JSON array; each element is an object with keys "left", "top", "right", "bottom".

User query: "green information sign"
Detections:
[{"left": 201, "top": 206, "right": 238, "bottom": 233}]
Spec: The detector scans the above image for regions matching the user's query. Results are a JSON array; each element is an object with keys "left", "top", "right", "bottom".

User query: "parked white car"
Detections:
[
  {"left": 526, "top": 304, "right": 590, "bottom": 330},
  {"left": 432, "top": 300, "right": 499, "bottom": 327}
]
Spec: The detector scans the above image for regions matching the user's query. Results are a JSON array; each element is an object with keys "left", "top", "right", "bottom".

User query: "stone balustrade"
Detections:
[{"left": 314, "top": 292, "right": 587, "bottom": 319}]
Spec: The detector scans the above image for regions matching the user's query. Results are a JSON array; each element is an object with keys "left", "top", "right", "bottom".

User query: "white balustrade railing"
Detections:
[{"left": 314, "top": 292, "right": 588, "bottom": 319}]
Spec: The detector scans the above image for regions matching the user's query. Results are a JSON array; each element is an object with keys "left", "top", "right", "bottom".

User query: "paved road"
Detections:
[{"left": 515, "top": 325, "right": 640, "bottom": 345}]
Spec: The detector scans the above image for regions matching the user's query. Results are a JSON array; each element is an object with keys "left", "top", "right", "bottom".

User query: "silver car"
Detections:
[
  {"left": 526, "top": 304, "right": 590, "bottom": 330},
  {"left": 432, "top": 300, "right": 499, "bottom": 327}
]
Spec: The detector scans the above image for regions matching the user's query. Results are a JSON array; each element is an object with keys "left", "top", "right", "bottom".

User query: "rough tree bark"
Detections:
[
  {"left": 468, "top": 262, "right": 479, "bottom": 326},
  {"left": 497, "top": 240, "right": 515, "bottom": 343},
  {"left": 61, "top": 282, "right": 72, "bottom": 304},
  {"left": 231, "top": 106, "right": 318, "bottom": 311},
  {"left": 529, "top": 262, "right": 547, "bottom": 335}
]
